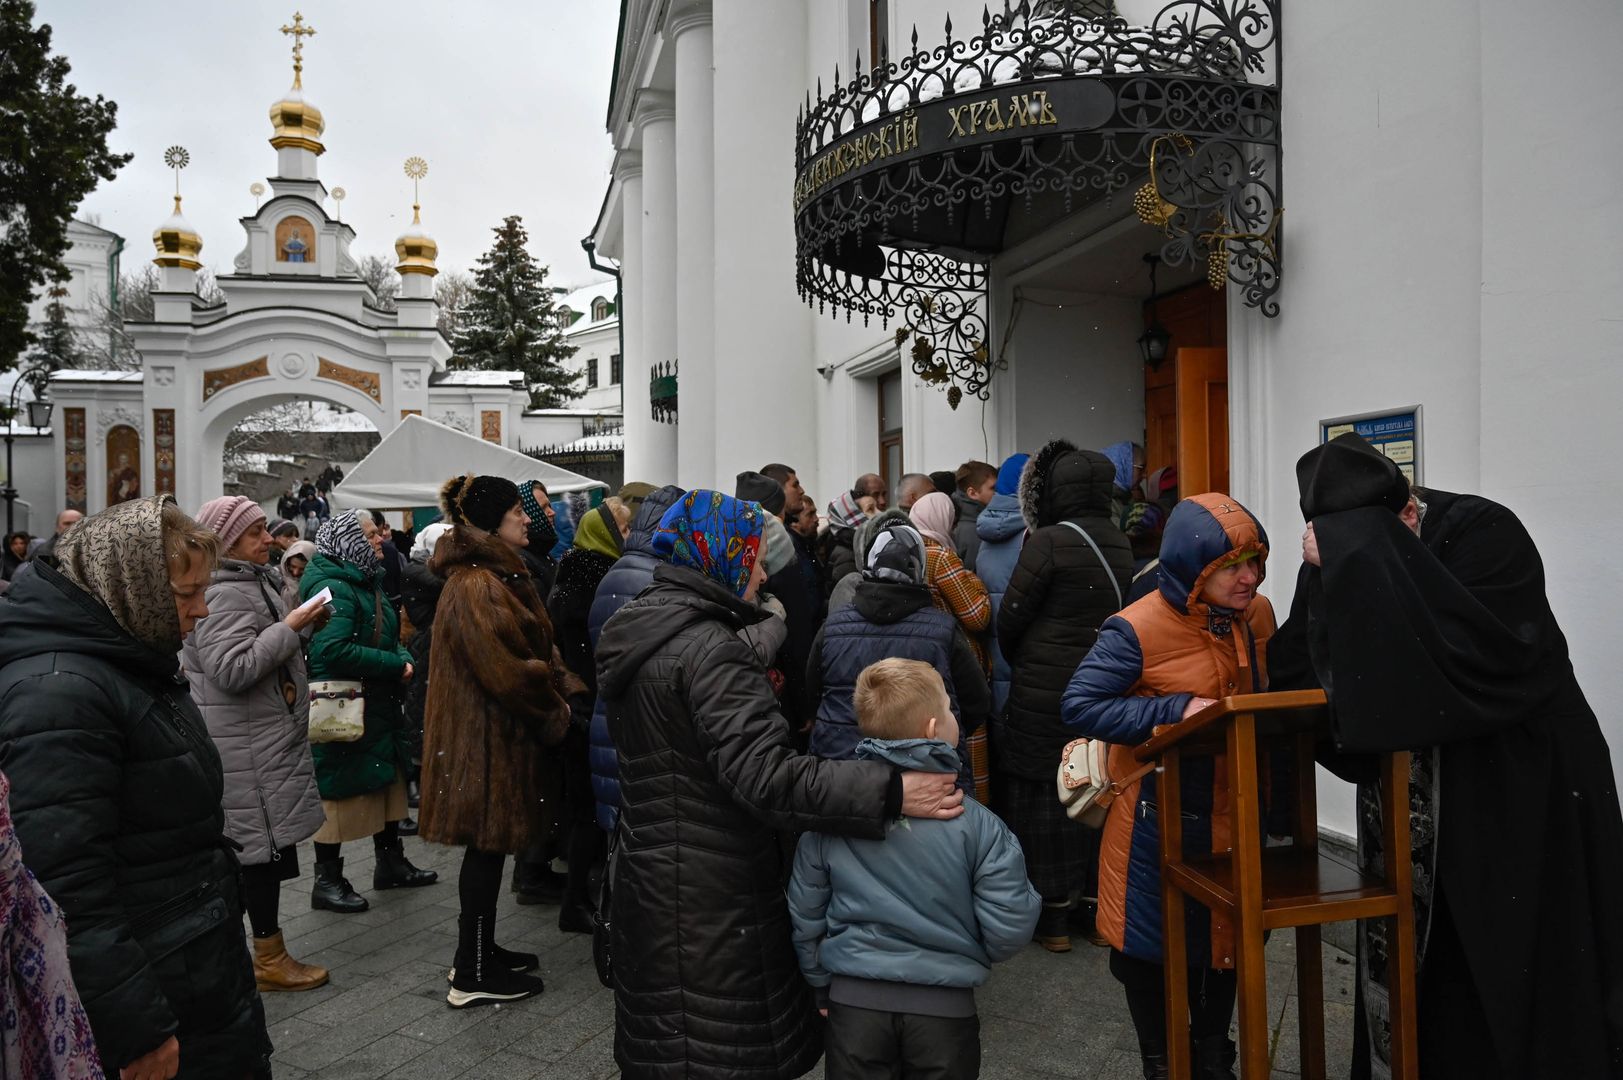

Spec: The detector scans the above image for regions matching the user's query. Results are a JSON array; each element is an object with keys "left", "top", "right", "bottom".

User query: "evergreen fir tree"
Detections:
[
  {"left": 23, "top": 284, "right": 80, "bottom": 395},
  {"left": 453, "top": 215, "right": 581, "bottom": 408}
]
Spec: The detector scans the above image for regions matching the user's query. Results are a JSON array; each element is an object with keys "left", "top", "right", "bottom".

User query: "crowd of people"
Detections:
[{"left": 0, "top": 431, "right": 1616, "bottom": 1079}]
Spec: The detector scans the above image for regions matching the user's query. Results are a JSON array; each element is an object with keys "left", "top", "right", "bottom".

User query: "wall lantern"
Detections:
[{"left": 1137, "top": 253, "right": 1172, "bottom": 369}]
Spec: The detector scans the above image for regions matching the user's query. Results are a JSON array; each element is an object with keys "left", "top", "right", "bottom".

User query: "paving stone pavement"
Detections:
[{"left": 263, "top": 836, "right": 1355, "bottom": 1079}]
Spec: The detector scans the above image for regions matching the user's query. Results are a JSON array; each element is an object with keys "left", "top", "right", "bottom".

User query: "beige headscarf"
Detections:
[{"left": 55, "top": 494, "right": 184, "bottom": 654}]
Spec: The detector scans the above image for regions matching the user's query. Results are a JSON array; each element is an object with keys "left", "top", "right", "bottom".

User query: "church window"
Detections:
[
  {"left": 591, "top": 297, "right": 611, "bottom": 321},
  {"left": 586, "top": 359, "right": 598, "bottom": 389},
  {"left": 610, "top": 353, "right": 622, "bottom": 385},
  {"left": 275, "top": 216, "right": 317, "bottom": 263}
]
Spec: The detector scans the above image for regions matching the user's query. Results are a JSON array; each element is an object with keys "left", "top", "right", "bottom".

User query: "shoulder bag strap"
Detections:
[{"left": 1058, "top": 521, "right": 1124, "bottom": 611}]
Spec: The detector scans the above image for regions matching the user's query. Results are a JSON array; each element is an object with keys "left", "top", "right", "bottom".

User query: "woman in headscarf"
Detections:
[
  {"left": 303, "top": 509, "right": 437, "bottom": 915},
  {"left": 421, "top": 474, "right": 583, "bottom": 1008},
  {"left": 910, "top": 490, "right": 992, "bottom": 669},
  {"left": 401, "top": 522, "right": 450, "bottom": 812},
  {"left": 910, "top": 489, "right": 995, "bottom": 805},
  {"left": 2, "top": 530, "right": 29, "bottom": 580},
  {"left": 823, "top": 490, "right": 869, "bottom": 588},
  {"left": 279, "top": 539, "right": 317, "bottom": 611},
  {"left": 545, "top": 497, "right": 626, "bottom": 933},
  {"left": 182, "top": 496, "right": 328, "bottom": 992},
  {"left": 594, "top": 490, "right": 967, "bottom": 1079},
  {"left": 0, "top": 495, "right": 271, "bottom": 1079},
  {"left": 517, "top": 480, "right": 561, "bottom": 597}
]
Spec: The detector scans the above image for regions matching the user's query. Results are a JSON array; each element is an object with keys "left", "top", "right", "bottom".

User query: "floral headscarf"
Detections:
[
  {"left": 316, "top": 510, "right": 379, "bottom": 576},
  {"left": 909, "top": 491, "right": 958, "bottom": 552},
  {"left": 55, "top": 493, "right": 185, "bottom": 654},
  {"left": 651, "top": 490, "right": 763, "bottom": 598}
]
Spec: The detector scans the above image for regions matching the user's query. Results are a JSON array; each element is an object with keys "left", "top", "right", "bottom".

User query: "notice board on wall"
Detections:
[{"left": 1320, "top": 406, "right": 1423, "bottom": 485}]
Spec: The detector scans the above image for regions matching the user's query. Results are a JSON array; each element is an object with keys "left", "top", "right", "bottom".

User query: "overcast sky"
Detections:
[{"left": 40, "top": 0, "right": 619, "bottom": 286}]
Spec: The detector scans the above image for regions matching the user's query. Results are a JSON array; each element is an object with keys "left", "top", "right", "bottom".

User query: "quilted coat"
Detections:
[
  {"left": 595, "top": 563, "right": 897, "bottom": 1080},
  {"left": 180, "top": 558, "right": 324, "bottom": 865},
  {"left": 0, "top": 561, "right": 268, "bottom": 1077},
  {"left": 994, "top": 441, "right": 1133, "bottom": 780},
  {"left": 1060, "top": 494, "right": 1275, "bottom": 968},
  {"left": 419, "top": 526, "right": 580, "bottom": 855},
  {"left": 301, "top": 553, "right": 413, "bottom": 801}
]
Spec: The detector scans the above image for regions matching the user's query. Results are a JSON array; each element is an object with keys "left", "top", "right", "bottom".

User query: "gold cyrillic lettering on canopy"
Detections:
[
  {"left": 948, "top": 90, "right": 1058, "bottom": 140},
  {"left": 793, "top": 109, "right": 919, "bottom": 212}
]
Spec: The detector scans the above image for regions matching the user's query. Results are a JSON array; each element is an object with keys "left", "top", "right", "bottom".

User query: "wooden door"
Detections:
[{"left": 1176, "top": 347, "right": 1229, "bottom": 496}]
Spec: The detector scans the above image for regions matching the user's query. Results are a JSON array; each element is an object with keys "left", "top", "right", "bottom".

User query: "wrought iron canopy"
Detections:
[{"left": 794, "top": 0, "right": 1282, "bottom": 405}]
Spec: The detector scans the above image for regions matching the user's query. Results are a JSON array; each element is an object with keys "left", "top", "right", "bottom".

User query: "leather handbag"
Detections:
[
  {"left": 1057, "top": 737, "right": 1155, "bottom": 828},
  {"left": 307, "top": 586, "right": 384, "bottom": 745},
  {"left": 591, "top": 822, "right": 621, "bottom": 989}
]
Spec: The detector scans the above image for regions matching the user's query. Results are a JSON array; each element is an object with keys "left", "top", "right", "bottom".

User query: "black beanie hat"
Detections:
[
  {"left": 1295, "top": 432, "right": 1411, "bottom": 520},
  {"left": 930, "top": 470, "right": 957, "bottom": 496},
  {"left": 440, "top": 473, "right": 522, "bottom": 533},
  {"left": 735, "top": 471, "right": 786, "bottom": 516}
]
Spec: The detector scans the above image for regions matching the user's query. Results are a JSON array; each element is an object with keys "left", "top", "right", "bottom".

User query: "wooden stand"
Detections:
[{"left": 1132, "top": 690, "right": 1418, "bottom": 1080}]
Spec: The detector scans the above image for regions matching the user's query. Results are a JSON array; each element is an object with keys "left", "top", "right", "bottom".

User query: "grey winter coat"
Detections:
[{"left": 181, "top": 559, "right": 324, "bottom": 865}]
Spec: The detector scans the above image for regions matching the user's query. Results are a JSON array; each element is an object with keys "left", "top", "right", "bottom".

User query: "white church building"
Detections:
[
  {"left": 589, "top": 0, "right": 1623, "bottom": 833},
  {"left": 33, "top": 17, "right": 538, "bottom": 520}
]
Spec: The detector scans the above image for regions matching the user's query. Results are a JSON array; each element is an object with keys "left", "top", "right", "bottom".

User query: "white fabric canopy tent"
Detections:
[{"left": 331, "top": 414, "right": 605, "bottom": 510}]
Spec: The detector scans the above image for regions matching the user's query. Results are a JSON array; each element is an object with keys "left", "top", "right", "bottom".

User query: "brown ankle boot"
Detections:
[{"left": 253, "top": 931, "right": 330, "bottom": 992}]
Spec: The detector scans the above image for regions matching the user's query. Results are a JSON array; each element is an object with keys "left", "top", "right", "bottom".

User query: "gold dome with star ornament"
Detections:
[
  {"left": 394, "top": 157, "right": 439, "bottom": 276},
  {"left": 152, "top": 146, "right": 203, "bottom": 269}
]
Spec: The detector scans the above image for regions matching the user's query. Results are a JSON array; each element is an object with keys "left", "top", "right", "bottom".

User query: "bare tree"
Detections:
[
  {"left": 435, "top": 269, "right": 472, "bottom": 345},
  {"left": 357, "top": 254, "right": 399, "bottom": 311}
]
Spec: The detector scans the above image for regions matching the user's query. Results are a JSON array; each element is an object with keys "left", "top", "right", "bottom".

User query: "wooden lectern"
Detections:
[{"left": 1132, "top": 690, "right": 1418, "bottom": 1080}]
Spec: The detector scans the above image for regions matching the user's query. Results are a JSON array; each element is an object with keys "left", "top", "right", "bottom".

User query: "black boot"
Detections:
[
  {"left": 1193, "top": 1035, "right": 1238, "bottom": 1080},
  {"left": 1136, "top": 1038, "right": 1168, "bottom": 1080},
  {"left": 397, "top": 814, "right": 418, "bottom": 837},
  {"left": 446, "top": 915, "right": 540, "bottom": 983},
  {"left": 446, "top": 914, "right": 544, "bottom": 1009},
  {"left": 373, "top": 840, "right": 438, "bottom": 889},
  {"left": 311, "top": 858, "right": 369, "bottom": 913}
]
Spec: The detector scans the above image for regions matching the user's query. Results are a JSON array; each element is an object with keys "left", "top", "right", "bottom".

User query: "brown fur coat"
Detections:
[{"left": 418, "top": 526, "right": 583, "bottom": 854}]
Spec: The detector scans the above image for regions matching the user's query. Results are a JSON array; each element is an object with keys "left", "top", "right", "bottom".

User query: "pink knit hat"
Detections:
[{"left": 194, "top": 496, "right": 267, "bottom": 553}]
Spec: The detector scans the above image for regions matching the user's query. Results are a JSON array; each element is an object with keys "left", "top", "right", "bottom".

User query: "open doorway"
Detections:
[{"left": 1144, "top": 282, "right": 1229, "bottom": 497}]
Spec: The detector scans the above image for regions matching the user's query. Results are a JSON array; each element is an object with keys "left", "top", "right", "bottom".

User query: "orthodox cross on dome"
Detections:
[{"left": 280, "top": 11, "right": 317, "bottom": 88}]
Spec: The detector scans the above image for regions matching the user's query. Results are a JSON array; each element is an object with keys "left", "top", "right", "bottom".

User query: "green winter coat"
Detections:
[{"left": 301, "top": 553, "right": 413, "bottom": 800}]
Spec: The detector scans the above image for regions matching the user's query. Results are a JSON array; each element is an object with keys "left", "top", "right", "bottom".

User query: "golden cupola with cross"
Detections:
[{"left": 268, "top": 12, "right": 325, "bottom": 160}]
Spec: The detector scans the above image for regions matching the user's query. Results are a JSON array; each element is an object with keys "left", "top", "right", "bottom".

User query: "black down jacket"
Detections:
[
  {"left": 995, "top": 441, "right": 1133, "bottom": 781},
  {"left": 596, "top": 563, "right": 897, "bottom": 1080},
  {"left": 0, "top": 563, "right": 269, "bottom": 1077}
]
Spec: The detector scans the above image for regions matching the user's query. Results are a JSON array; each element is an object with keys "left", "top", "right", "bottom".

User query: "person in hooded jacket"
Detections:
[
  {"left": 303, "top": 510, "right": 438, "bottom": 914},
  {"left": 0, "top": 495, "right": 272, "bottom": 1080},
  {"left": 279, "top": 539, "right": 316, "bottom": 611},
  {"left": 422, "top": 474, "right": 584, "bottom": 1008},
  {"left": 995, "top": 440, "right": 1133, "bottom": 952},
  {"left": 1061, "top": 494, "right": 1275, "bottom": 1080},
  {"left": 976, "top": 453, "right": 1030, "bottom": 717},
  {"left": 547, "top": 499, "right": 627, "bottom": 932},
  {"left": 806, "top": 521, "right": 991, "bottom": 792},
  {"left": 583, "top": 484, "right": 684, "bottom": 831},
  {"left": 182, "top": 496, "right": 329, "bottom": 993},
  {"left": 594, "top": 490, "right": 968, "bottom": 1080}
]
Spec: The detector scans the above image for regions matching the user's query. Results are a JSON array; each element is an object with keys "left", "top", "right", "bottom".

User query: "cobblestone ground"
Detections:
[{"left": 263, "top": 836, "right": 1355, "bottom": 1079}]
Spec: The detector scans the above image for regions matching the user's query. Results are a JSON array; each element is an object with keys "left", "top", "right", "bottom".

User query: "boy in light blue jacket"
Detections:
[{"left": 788, "top": 658, "right": 1041, "bottom": 1079}]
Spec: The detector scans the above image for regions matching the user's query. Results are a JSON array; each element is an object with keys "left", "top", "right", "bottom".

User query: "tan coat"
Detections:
[{"left": 418, "top": 526, "right": 581, "bottom": 854}]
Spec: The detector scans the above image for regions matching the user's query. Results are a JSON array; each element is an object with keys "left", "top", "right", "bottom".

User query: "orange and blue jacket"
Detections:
[{"left": 1060, "top": 493, "right": 1276, "bottom": 969}]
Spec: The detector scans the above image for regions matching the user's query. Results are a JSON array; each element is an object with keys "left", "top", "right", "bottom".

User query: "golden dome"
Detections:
[
  {"left": 152, "top": 195, "right": 203, "bottom": 270},
  {"left": 269, "top": 82, "right": 325, "bottom": 155},
  {"left": 394, "top": 204, "right": 439, "bottom": 277}
]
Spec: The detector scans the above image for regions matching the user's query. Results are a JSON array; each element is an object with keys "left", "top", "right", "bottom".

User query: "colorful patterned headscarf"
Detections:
[
  {"left": 316, "top": 510, "right": 380, "bottom": 576},
  {"left": 650, "top": 489, "right": 764, "bottom": 598},
  {"left": 827, "top": 491, "right": 867, "bottom": 531}
]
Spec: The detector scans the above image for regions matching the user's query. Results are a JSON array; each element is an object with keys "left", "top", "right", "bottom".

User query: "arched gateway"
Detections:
[{"left": 50, "top": 15, "right": 528, "bottom": 516}]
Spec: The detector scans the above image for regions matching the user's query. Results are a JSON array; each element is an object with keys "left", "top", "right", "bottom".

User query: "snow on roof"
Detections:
[
  {"left": 429, "top": 370, "right": 524, "bottom": 387},
  {"left": 46, "top": 369, "right": 143, "bottom": 383},
  {"left": 557, "top": 279, "right": 616, "bottom": 313}
]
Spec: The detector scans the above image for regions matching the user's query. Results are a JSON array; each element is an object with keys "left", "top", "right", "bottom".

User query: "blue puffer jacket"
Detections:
[
  {"left": 787, "top": 739, "right": 1040, "bottom": 994},
  {"left": 975, "top": 492, "right": 1027, "bottom": 715},
  {"left": 586, "top": 485, "right": 684, "bottom": 831}
]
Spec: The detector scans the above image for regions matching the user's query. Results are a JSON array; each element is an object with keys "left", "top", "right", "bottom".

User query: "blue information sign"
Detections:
[{"left": 1320, "top": 407, "right": 1422, "bottom": 484}]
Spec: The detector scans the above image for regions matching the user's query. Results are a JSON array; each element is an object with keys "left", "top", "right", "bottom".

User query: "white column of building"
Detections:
[
  {"left": 670, "top": 6, "right": 716, "bottom": 488},
  {"left": 712, "top": 0, "right": 815, "bottom": 488},
  {"left": 616, "top": 154, "right": 658, "bottom": 484},
  {"left": 633, "top": 92, "right": 680, "bottom": 486}
]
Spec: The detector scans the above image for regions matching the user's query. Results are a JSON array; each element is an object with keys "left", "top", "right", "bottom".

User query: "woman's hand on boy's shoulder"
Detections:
[{"left": 900, "top": 771, "right": 965, "bottom": 820}]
